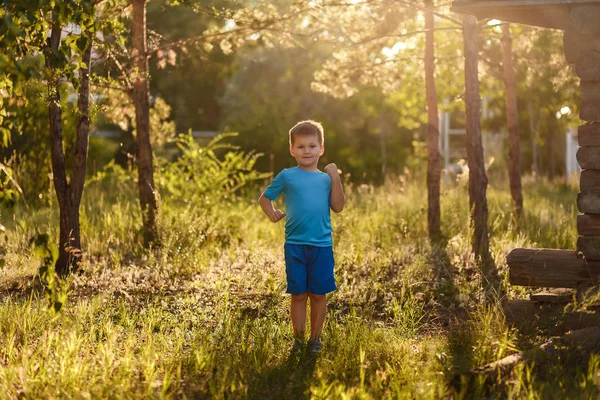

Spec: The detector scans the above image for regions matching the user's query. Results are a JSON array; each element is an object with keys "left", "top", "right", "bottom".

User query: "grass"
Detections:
[{"left": 0, "top": 172, "right": 598, "bottom": 399}]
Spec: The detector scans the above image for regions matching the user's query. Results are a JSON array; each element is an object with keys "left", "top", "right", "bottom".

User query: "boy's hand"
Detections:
[
  {"left": 269, "top": 209, "right": 286, "bottom": 223},
  {"left": 324, "top": 163, "right": 340, "bottom": 178}
]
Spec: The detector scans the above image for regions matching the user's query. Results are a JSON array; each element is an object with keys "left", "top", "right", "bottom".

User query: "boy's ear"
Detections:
[
  {"left": 319, "top": 145, "right": 324, "bottom": 156},
  {"left": 290, "top": 146, "right": 295, "bottom": 156}
]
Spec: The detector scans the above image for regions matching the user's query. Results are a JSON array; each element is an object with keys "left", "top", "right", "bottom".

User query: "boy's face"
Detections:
[{"left": 290, "top": 134, "right": 324, "bottom": 170}]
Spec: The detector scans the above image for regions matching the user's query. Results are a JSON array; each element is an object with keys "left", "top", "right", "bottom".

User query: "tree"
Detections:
[
  {"left": 501, "top": 22, "right": 523, "bottom": 217},
  {"left": 1, "top": 1, "right": 96, "bottom": 276},
  {"left": 132, "top": 0, "right": 158, "bottom": 247},
  {"left": 424, "top": 0, "right": 441, "bottom": 242},
  {"left": 462, "top": 15, "right": 498, "bottom": 294},
  {"left": 97, "top": 0, "right": 242, "bottom": 247}
]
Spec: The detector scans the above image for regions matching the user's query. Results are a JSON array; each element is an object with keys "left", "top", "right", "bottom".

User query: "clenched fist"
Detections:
[
  {"left": 324, "top": 163, "right": 341, "bottom": 178},
  {"left": 269, "top": 209, "right": 286, "bottom": 223}
]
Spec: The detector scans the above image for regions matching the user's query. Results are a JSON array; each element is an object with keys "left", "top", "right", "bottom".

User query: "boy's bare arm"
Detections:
[
  {"left": 324, "top": 163, "right": 345, "bottom": 213},
  {"left": 259, "top": 193, "right": 286, "bottom": 222}
]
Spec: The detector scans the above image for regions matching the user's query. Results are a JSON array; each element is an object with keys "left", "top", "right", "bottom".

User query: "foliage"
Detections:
[
  {"left": 0, "top": 163, "right": 21, "bottom": 209},
  {"left": 157, "top": 132, "right": 269, "bottom": 204},
  {"left": 95, "top": 84, "right": 177, "bottom": 147},
  {"left": 30, "top": 233, "right": 68, "bottom": 313}
]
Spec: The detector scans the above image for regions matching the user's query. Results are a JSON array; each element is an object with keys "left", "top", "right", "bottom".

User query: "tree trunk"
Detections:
[
  {"left": 462, "top": 16, "right": 498, "bottom": 294},
  {"left": 46, "top": 15, "right": 92, "bottom": 276},
  {"left": 501, "top": 22, "right": 523, "bottom": 218},
  {"left": 425, "top": 0, "right": 441, "bottom": 242},
  {"left": 132, "top": 0, "right": 158, "bottom": 247}
]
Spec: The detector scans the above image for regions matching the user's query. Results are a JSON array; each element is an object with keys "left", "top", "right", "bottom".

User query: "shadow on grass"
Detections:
[
  {"left": 0, "top": 274, "right": 46, "bottom": 303},
  {"left": 246, "top": 347, "right": 318, "bottom": 400},
  {"left": 429, "top": 244, "right": 487, "bottom": 398}
]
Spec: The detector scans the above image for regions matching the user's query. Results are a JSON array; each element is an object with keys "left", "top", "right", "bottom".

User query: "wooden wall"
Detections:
[{"left": 568, "top": 5, "right": 600, "bottom": 258}]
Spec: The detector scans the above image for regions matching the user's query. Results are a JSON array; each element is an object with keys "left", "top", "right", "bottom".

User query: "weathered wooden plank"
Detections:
[
  {"left": 578, "top": 192, "right": 600, "bottom": 213},
  {"left": 564, "top": 29, "right": 580, "bottom": 64},
  {"left": 576, "top": 50, "right": 600, "bottom": 82},
  {"left": 508, "top": 248, "right": 600, "bottom": 287},
  {"left": 581, "top": 100, "right": 600, "bottom": 122},
  {"left": 451, "top": 3, "right": 571, "bottom": 30},
  {"left": 582, "top": 82, "right": 600, "bottom": 102},
  {"left": 570, "top": 6, "right": 600, "bottom": 36},
  {"left": 578, "top": 214, "right": 600, "bottom": 235},
  {"left": 577, "top": 236, "right": 600, "bottom": 259},
  {"left": 530, "top": 291, "right": 573, "bottom": 304},
  {"left": 580, "top": 169, "right": 600, "bottom": 192},
  {"left": 577, "top": 147, "right": 600, "bottom": 169},
  {"left": 564, "top": 29, "right": 600, "bottom": 64},
  {"left": 579, "top": 123, "right": 600, "bottom": 147},
  {"left": 504, "top": 299, "right": 600, "bottom": 332}
]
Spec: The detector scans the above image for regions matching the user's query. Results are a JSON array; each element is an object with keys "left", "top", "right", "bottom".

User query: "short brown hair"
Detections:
[{"left": 289, "top": 120, "right": 324, "bottom": 146}]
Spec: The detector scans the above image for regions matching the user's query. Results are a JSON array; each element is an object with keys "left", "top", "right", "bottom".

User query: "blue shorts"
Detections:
[{"left": 284, "top": 243, "right": 337, "bottom": 295}]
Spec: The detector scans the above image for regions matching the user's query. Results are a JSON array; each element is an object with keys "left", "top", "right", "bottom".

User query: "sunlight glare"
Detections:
[
  {"left": 382, "top": 41, "right": 407, "bottom": 59},
  {"left": 556, "top": 106, "right": 571, "bottom": 119},
  {"left": 487, "top": 19, "right": 501, "bottom": 26},
  {"left": 224, "top": 19, "right": 236, "bottom": 31}
]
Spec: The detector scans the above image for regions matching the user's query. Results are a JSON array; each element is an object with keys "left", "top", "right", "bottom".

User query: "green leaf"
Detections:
[{"left": 76, "top": 36, "right": 89, "bottom": 53}]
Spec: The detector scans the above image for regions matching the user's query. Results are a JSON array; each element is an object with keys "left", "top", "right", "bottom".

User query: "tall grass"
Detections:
[{"left": 0, "top": 170, "right": 597, "bottom": 399}]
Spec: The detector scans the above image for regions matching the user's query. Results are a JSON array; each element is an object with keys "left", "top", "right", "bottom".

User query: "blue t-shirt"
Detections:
[{"left": 264, "top": 167, "right": 332, "bottom": 246}]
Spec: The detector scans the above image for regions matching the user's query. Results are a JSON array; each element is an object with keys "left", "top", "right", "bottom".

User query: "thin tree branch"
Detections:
[
  {"left": 92, "top": 81, "right": 131, "bottom": 93},
  {"left": 396, "top": 1, "right": 463, "bottom": 26}
]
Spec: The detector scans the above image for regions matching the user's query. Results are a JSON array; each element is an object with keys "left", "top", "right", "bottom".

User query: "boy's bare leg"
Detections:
[
  {"left": 308, "top": 293, "right": 327, "bottom": 339},
  {"left": 291, "top": 292, "right": 308, "bottom": 339}
]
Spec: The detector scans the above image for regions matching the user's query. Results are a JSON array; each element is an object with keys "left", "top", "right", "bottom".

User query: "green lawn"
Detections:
[{"left": 1, "top": 174, "right": 598, "bottom": 399}]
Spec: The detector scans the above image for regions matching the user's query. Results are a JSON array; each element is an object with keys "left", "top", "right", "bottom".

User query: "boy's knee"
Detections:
[
  {"left": 292, "top": 292, "right": 308, "bottom": 302},
  {"left": 308, "top": 293, "right": 326, "bottom": 302}
]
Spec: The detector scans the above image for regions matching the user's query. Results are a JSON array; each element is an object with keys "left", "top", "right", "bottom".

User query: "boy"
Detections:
[{"left": 259, "top": 120, "right": 345, "bottom": 354}]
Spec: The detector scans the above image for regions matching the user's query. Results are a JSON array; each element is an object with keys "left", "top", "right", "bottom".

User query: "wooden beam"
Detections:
[
  {"left": 578, "top": 214, "right": 600, "bottom": 235},
  {"left": 564, "top": 29, "right": 580, "bottom": 64},
  {"left": 504, "top": 299, "right": 600, "bottom": 332},
  {"left": 530, "top": 290, "right": 573, "bottom": 303},
  {"left": 451, "top": 2, "right": 572, "bottom": 29},
  {"left": 581, "top": 100, "right": 600, "bottom": 122},
  {"left": 507, "top": 248, "right": 600, "bottom": 287},
  {"left": 570, "top": 5, "right": 600, "bottom": 36},
  {"left": 582, "top": 82, "right": 600, "bottom": 102},
  {"left": 577, "top": 147, "right": 600, "bottom": 169},
  {"left": 564, "top": 29, "right": 600, "bottom": 64},
  {"left": 576, "top": 50, "right": 600, "bottom": 81},
  {"left": 578, "top": 191, "right": 600, "bottom": 213},
  {"left": 579, "top": 123, "right": 600, "bottom": 146},
  {"left": 577, "top": 236, "right": 600, "bottom": 259},
  {"left": 580, "top": 169, "right": 600, "bottom": 192}
]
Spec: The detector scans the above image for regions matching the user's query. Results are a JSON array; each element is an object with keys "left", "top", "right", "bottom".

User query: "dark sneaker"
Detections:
[
  {"left": 291, "top": 338, "right": 303, "bottom": 353},
  {"left": 307, "top": 338, "right": 322, "bottom": 354}
]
